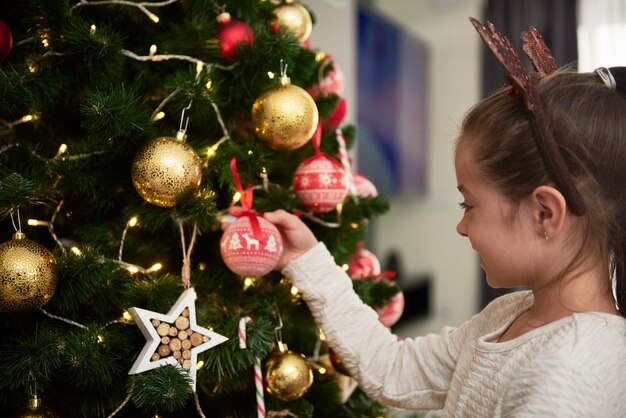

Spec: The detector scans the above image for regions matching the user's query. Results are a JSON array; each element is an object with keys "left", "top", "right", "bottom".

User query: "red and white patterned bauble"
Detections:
[
  {"left": 377, "top": 289, "right": 405, "bottom": 327},
  {"left": 220, "top": 215, "right": 283, "bottom": 277},
  {"left": 306, "top": 57, "right": 344, "bottom": 100},
  {"left": 216, "top": 12, "right": 254, "bottom": 61},
  {"left": 353, "top": 173, "right": 378, "bottom": 198},
  {"left": 293, "top": 154, "right": 348, "bottom": 213},
  {"left": 347, "top": 247, "right": 380, "bottom": 279}
]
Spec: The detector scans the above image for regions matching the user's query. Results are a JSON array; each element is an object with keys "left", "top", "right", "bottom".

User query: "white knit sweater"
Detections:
[{"left": 283, "top": 243, "right": 626, "bottom": 417}]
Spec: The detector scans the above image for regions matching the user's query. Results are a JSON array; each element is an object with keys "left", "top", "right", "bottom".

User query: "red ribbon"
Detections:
[
  {"left": 229, "top": 157, "right": 264, "bottom": 243},
  {"left": 312, "top": 120, "right": 322, "bottom": 155}
]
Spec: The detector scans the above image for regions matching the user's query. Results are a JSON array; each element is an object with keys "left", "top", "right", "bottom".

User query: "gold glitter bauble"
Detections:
[
  {"left": 12, "top": 396, "right": 60, "bottom": 418},
  {"left": 252, "top": 75, "right": 319, "bottom": 151},
  {"left": 264, "top": 348, "right": 314, "bottom": 401},
  {"left": 0, "top": 234, "right": 58, "bottom": 312},
  {"left": 270, "top": 0, "right": 313, "bottom": 43},
  {"left": 131, "top": 136, "right": 202, "bottom": 207}
]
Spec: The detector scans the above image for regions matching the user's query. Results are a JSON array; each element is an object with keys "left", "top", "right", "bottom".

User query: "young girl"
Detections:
[{"left": 260, "top": 20, "right": 626, "bottom": 417}]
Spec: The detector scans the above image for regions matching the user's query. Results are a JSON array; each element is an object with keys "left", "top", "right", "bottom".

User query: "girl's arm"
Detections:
[{"left": 265, "top": 210, "right": 464, "bottom": 410}]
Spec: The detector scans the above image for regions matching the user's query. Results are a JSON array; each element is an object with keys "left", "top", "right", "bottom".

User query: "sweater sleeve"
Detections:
[{"left": 283, "top": 243, "right": 465, "bottom": 410}]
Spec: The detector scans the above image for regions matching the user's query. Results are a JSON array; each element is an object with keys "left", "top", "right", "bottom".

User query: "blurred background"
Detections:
[{"left": 307, "top": 0, "right": 626, "bottom": 339}]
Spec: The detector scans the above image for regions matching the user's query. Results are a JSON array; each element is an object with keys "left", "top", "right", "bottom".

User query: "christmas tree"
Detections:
[{"left": 0, "top": 0, "right": 399, "bottom": 416}]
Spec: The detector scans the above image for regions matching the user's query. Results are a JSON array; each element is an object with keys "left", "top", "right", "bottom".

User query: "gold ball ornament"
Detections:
[
  {"left": 264, "top": 347, "right": 314, "bottom": 401},
  {"left": 252, "top": 75, "right": 319, "bottom": 151},
  {"left": 131, "top": 135, "right": 202, "bottom": 207},
  {"left": 270, "top": 0, "right": 313, "bottom": 43},
  {"left": 0, "top": 233, "right": 58, "bottom": 312},
  {"left": 11, "top": 395, "right": 60, "bottom": 418}
]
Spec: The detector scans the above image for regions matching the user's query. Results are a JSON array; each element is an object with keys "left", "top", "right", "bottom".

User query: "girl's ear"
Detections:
[{"left": 532, "top": 185, "right": 567, "bottom": 237}]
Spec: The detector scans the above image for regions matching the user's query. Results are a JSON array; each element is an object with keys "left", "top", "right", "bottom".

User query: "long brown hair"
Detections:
[{"left": 459, "top": 69, "right": 626, "bottom": 317}]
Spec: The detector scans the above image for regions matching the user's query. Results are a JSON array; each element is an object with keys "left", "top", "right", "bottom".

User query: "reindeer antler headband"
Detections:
[{"left": 469, "top": 17, "right": 586, "bottom": 216}]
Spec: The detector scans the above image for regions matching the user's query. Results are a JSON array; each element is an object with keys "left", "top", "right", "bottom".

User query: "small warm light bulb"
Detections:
[
  {"left": 197, "top": 262, "right": 206, "bottom": 271},
  {"left": 290, "top": 285, "right": 299, "bottom": 296},
  {"left": 207, "top": 147, "right": 216, "bottom": 157},
  {"left": 206, "top": 79, "right": 212, "bottom": 90},
  {"left": 41, "top": 38, "right": 49, "bottom": 48},
  {"left": 341, "top": 264, "right": 349, "bottom": 271},
  {"left": 243, "top": 277, "right": 254, "bottom": 290},
  {"left": 127, "top": 266, "right": 139, "bottom": 274},
  {"left": 350, "top": 222, "right": 359, "bottom": 229},
  {"left": 28, "top": 65, "right": 37, "bottom": 73},
  {"left": 336, "top": 202, "right": 343, "bottom": 212},
  {"left": 153, "top": 111, "right": 165, "bottom": 121},
  {"left": 318, "top": 366, "right": 327, "bottom": 374},
  {"left": 196, "top": 360, "right": 205, "bottom": 370},
  {"left": 97, "top": 335, "right": 105, "bottom": 344},
  {"left": 319, "top": 329, "right": 326, "bottom": 341},
  {"left": 90, "top": 25, "right": 97, "bottom": 34},
  {"left": 267, "top": 71, "right": 275, "bottom": 79},
  {"left": 122, "top": 311, "right": 133, "bottom": 321},
  {"left": 146, "top": 11, "right": 160, "bottom": 23},
  {"left": 147, "top": 263, "right": 162, "bottom": 273},
  {"left": 196, "top": 61, "right": 204, "bottom": 76},
  {"left": 247, "top": 150, "right": 253, "bottom": 155},
  {"left": 128, "top": 216, "right": 138, "bottom": 227},
  {"left": 232, "top": 191, "right": 242, "bottom": 203},
  {"left": 21, "top": 115, "right": 34, "bottom": 122},
  {"left": 27, "top": 219, "right": 39, "bottom": 226},
  {"left": 71, "top": 246, "right": 82, "bottom": 256},
  {"left": 149, "top": 44, "right": 157, "bottom": 56},
  {"left": 315, "top": 51, "right": 326, "bottom": 62},
  {"left": 56, "top": 143, "right": 68, "bottom": 156}
]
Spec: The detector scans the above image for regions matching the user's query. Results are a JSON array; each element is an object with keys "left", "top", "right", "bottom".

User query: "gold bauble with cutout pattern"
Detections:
[{"left": 131, "top": 136, "right": 202, "bottom": 207}]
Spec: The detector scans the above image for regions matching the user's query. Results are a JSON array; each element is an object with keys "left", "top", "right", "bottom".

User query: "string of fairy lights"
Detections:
[{"left": 1, "top": 1, "right": 369, "bottom": 415}]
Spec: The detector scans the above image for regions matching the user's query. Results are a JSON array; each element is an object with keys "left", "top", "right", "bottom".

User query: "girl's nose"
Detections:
[{"left": 456, "top": 219, "right": 468, "bottom": 237}]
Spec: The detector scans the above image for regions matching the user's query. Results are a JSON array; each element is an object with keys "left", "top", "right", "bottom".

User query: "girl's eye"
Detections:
[{"left": 459, "top": 202, "right": 473, "bottom": 212}]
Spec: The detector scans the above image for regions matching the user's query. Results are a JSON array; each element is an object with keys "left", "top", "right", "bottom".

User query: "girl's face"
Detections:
[{"left": 455, "top": 140, "right": 540, "bottom": 289}]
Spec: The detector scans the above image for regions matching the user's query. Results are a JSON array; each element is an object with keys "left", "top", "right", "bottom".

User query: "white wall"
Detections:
[{"left": 308, "top": 0, "right": 484, "bottom": 337}]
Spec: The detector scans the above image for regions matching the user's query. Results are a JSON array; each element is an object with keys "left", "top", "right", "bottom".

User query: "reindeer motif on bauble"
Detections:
[{"left": 242, "top": 233, "right": 260, "bottom": 251}]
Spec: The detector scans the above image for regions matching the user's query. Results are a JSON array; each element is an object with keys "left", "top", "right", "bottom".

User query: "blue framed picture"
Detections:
[{"left": 357, "top": 6, "right": 428, "bottom": 196}]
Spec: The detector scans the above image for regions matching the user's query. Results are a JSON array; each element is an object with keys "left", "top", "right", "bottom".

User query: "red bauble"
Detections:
[
  {"left": 216, "top": 12, "right": 254, "bottom": 61},
  {"left": 353, "top": 173, "right": 378, "bottom": 198},
  {"left": 377, "top": 289, "right": 405, "bottom": 328},
  {"left": 0, "top": 18, "right": 13, "bottom": 62},
  {"left": 306, "top": 57, "right": 344, "bottom": 100},
  {"left": 347, "top": 247, "right": 381, "bottom": 279},
  {"left": 220, "top": 215, "right": 283, "bottom": 277},
  {"left": 293, "top": 153, "right": 348, "bottom": 213},
  {"left": 323, "top": 98, "right": 346, "bottom": 131}
]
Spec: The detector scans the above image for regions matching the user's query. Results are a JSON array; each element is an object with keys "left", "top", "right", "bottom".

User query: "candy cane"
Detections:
[{"left": 238, "top": 317, "right": 266, "bottom": 418}]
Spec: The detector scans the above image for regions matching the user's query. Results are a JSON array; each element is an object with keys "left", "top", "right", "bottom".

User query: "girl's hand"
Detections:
[{"left": 263, "top": 209, "right": 318, "bottom": 270}]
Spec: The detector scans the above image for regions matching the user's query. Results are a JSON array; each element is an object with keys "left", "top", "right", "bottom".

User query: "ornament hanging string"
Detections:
[
  {"left": 238, "top": 317, "right": 266, "bottom": 418},
  {"left": 229, "top": 157, "right": 264, "bottom": 243},
  {"left": 211, "top": 0, "right": 226, "bottom": 14},
  {"left": 335, "top": 129, "right": 357, "bottom": 200},
  {"left": 178, "top": 99, "right": 192, "bottom": 136},
  {"left": 9, "top": 207, "right": 22, "bottom": 237},
  {"left": 179, "top": 221, "right": 198, "bottom": 288}
]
